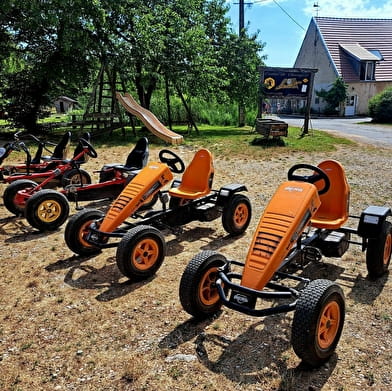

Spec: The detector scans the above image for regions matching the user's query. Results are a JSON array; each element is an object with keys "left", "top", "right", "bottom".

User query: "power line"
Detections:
[{"left": 236, "top": 0, "right": 306, "bottom": 31}]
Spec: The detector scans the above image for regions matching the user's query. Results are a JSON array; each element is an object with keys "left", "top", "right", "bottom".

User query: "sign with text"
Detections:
[{"left": 260, "top": 67, "right": 317, "bottom": 98}]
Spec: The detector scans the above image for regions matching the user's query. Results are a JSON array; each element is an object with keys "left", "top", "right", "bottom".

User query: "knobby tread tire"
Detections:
[
  {"left": 366, "top": 221, "right": 392, "bottom": 279},
  {"left": 116, "top": 225, "right": 166, "bottom": 279},
  {"left": 64, "top": 208, "right": 104, "bottom": 255},
  {"left": 179, "top": 250, "right": 227, "bottom": 319},
  {"left": 291, "top": 279, "right": 345, "bottom": 367}
]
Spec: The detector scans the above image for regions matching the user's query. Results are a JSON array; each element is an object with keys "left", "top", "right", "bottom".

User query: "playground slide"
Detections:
[{"left": 116, "top": 92, "right": 184, "bottom": 145}]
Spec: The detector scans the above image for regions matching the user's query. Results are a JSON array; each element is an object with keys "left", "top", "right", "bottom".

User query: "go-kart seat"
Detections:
[
  {"left": 311, "top": 160, "right": 350, "bottom": 230},
  {"left": 72, "top": 132, "right": 91, "bottom": 164},
  {"left": 169, "top": 148, "right": 214, "bottom": 200},
  {"left": 99, "top": 138, "right": 149, "bottom": 182},
  {"left": 124, "top": 137, "right": 149, "bottom": 170},
  {"left": 42, "top": 131, "right": 71, "bottom": 161}
]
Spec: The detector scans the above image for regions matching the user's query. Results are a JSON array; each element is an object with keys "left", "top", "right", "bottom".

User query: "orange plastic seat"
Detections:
[
  {"left": 311, "top": 160, "right": 350, "bottom": 229},
  {"left": 168, "top": 149, "right": 214, "bottom": 199}
]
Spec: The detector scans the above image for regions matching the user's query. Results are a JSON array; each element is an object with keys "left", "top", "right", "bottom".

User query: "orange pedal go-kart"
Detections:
[
  {"left": 3, "top": 138, "right": 149, "bottom": 232},
  {"left": 179, "top": 160, "right": 391, "bottom": 367},
  {"left": 64, "top": 148, "right": 252, "bottom": 280}
]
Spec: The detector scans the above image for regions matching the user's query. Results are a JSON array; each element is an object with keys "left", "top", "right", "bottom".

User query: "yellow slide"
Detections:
[{"left": 116, "top": 92, "right": 184, "bottom": 145}]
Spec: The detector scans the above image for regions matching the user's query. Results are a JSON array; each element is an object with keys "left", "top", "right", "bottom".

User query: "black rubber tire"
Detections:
[
  {"left": 291, "top": 279, "right": 345, "bottom": 367},
  {"left": 61, "top": 168, "right": 91, "bottom": 187},
  {"left": 116, "top": 225, "right": 166, "bottom": 279},
  {"left": 222, "top": 193, "right": 252, "bottom": 235},
  {"left": 3, "top": 179, "right": 37, "bottom": 216},
  {"left": 64, "top": 209, "right": 104, "bottom": 255},
  {"left": 179, "top": 250, "right": 227, "bottom": 319},
  {"left": 366, "top": 221, "right": 392, "bottom": 279},
  {"left": 25, "top": 189, "right": 70, "bottom": 231}
]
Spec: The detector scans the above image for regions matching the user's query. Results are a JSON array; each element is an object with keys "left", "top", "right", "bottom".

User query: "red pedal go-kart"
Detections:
[
  {"left": 3, "top": 137, "right": 150, "bottom": 232},
  {"left": 64, "top": 148, "right": 252, "bottom": 280},
  {"left": 0, "top": 131, "right": 74, "bottom": 181},
  {"left": 1, "top": 131, "right": 91, "bottom": 191},
  {"left": 179, "top": 160, "right": 391, "bottom": 367}
]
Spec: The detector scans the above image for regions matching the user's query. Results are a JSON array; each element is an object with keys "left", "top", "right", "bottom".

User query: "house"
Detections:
[
  {"left": 294, "top": 17, "right": 392, "bottom": 116},
  {"left": 54, "top": 96, "right": 78, "bottom": 114}
]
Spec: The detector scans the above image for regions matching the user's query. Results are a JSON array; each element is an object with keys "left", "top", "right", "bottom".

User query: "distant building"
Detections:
[
  {"left": 54, "top": 96, "right": 78, "bottom": 113},
  {"left": 294, "top": 17, "right": 392, "bottom": 115}
]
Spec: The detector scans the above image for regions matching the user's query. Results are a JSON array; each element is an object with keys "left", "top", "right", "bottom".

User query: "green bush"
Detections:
[{"left": 368, "top": 87, "right": 392, "bottom": 122}]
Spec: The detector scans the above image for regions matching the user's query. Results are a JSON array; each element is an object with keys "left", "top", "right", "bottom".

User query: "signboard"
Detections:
[{"left": 260, "top": 67, "right": 317, "bottom": 98}]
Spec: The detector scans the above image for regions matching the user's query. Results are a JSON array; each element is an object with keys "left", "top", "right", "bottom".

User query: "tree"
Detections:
[
  {"left": 316, "top": 77, "right": 348, "bottom": 115},
  {"left": 0, "top": 0, "right": 106, "bottom": 132},
  {"left": 368, "top": 86, "right": 392, "bottom": 123},
  {"left": 1, "top": 0, "right": 265, "bottom": 131}
]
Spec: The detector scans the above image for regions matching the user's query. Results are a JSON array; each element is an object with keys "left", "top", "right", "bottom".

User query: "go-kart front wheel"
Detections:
[
  {"left": 25, "top": 189, "right": 70, "bottom": 231},
  {"left": 291, "top": 279, "right": 345, "bottom": 368},
  {"left": 3, "top": 179, "right": 37, "bottom": 216},
  {"left": 179, "top": 250, "right": 227, "bottom": 319},
  {"left": 222, "top": 194, "right": 252, "bottom": 235},
  {"left": 64, "top": 209, "right": 104, "bottom": 255},
  {"left": 366, "top": 221, "right": 392, "bottom": 279},
  {"left": 116, "top": 225, "right": 166, "bottom": 279}
]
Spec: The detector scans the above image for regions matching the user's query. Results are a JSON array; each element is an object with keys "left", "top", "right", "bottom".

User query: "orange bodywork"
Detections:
[
  {"left": 99, "top": 162, "right": 173, "bottom": 233},
  {"left": 241, "top": 181, "right": 321, "bottom": 291},
  {"left": 169, "top": 149, "right": 214, "bottom": 200},
  {"left": 311, "top": 160, "right": 350, "bottom": 229}
]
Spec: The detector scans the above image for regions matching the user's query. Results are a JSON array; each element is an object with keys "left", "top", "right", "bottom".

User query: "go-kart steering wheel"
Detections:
[
  {"left": 159, "top": 149, "right": 185, "bottom": 173},
  {"left": 80, "top": 138, "right": 98, "bottom": 158},
  {"left": 287, "top": 163, "right": 330, "bottom": 195}
]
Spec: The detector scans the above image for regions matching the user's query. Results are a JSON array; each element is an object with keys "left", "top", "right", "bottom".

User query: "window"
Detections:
[{"left": 360, "top": 61, "right": 375, "bottom": 81}]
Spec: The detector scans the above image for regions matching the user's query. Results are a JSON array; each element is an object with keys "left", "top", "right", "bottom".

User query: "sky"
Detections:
[{"left": 226, "top": 0, "right": 392, "bottom": 67}]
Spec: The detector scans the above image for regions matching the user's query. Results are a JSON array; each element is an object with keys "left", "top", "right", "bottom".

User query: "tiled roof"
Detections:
[{"left": 315, "top": 17, "right": 392, "bottom": 82}]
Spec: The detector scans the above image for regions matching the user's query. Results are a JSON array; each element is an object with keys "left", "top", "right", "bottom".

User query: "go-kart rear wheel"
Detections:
[
  {"left": 116, "top": 225, "right": 166, "bottom": 279},
  {"left": 64, "top": 209, "right": 104, "bottom": 255},
  {"left": 366, "top": 221, "right": 392, "bottom": 279},
  {"left": 61, "top": 168, "right": 91, "bottom": 187},
  {"left": 3, "top": 179, "right": 37, "bottom": 216},
  {"left": 222, "top": 194, "right": 252, "bottom": 235},
  {"left": 25, "top": 189, "right": 70, "bottom": 231},
  {"left": 291, "top": 279, "right": 345, "bottom": 368},
  {"left": 179, "top": 250, "right": 227, "bottom": 319}
]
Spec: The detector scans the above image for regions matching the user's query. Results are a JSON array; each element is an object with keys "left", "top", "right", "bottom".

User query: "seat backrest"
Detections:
[
  {"left": 125, "top": 137, "right": 149, "bottom": 169},
  {"left": 176, "top": 149, "right": 214, "bottom": 195},
  {"left": 51, "top": 131, "right": 71, "bottom": 160},
  {"left": 311, "top": 160, "right": 350, "bottom": 229},
  {"left": 72, "top": 132, "right": 91, "bottom": 163}
]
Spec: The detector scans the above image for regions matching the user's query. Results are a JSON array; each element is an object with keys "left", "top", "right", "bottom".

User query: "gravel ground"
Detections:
[{"left": 0, "top": 139, "right": 391, "bottom": 390}]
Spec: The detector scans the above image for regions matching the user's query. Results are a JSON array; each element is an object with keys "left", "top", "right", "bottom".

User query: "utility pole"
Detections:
[
  {"left": 238, "top": 0, "right": 245, "bottom": 126},
  {"left": 239, "top": 0, "right": 245, "bottom": 35}
]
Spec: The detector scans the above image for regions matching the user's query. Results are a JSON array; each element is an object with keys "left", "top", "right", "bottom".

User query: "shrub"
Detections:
[{"left": 368, "top": 87, "right": 392, "bottom": 122}]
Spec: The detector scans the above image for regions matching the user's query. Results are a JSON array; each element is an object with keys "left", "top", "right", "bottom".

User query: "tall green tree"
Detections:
[
  {"left": 1, "top": 0, "right": 265, "bottom": 131},
  {"left": 1, "top": 0, "right": 106, "bottom": 131}
]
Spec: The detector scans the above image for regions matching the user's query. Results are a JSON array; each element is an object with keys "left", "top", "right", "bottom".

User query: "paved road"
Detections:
[{"left": 269, "top": 115, "right": 392, "bottom": 147}]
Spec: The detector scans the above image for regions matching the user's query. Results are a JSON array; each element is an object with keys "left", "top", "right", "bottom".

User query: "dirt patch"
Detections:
[{"left": 0, "top": 140, "right": 391, "bottom": 390}]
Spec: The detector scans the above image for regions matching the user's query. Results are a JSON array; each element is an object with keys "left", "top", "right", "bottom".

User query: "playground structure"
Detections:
[{"left": 116, "top": 93, "right": 184, "bottom": 145}]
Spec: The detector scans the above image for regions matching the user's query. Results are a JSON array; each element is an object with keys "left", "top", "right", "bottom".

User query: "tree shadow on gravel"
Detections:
[
  {"left": 0, "top": 216, "right": 59, "bottom": 241},
  {"left": 62, "top": 257, "right": 155, "bottom": 302},
  {"left": 165, "top": 226, "right": 246, "bottom": 257},
  {"left": 162, "top": 314, "right": 337, "bottom": 390},
  {"left": 347, "top": 272, "right": 389, "bottom": 304},
  {"left": 46, "top": 254, "right": 153, "bottom": 301}
]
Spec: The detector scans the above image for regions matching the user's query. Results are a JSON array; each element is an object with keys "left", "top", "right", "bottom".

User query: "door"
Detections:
[{"left": 345, "top": 95, "right": 357, "bottom": 116}]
